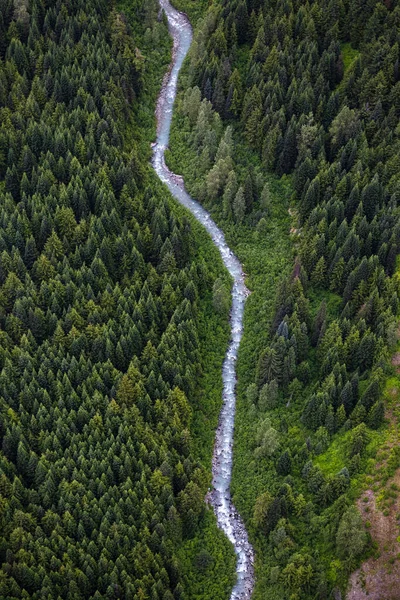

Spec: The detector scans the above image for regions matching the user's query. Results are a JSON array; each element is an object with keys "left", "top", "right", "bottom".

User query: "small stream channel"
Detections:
[{"left": 152, "top": 2, "right": 255, "bottom": 597}]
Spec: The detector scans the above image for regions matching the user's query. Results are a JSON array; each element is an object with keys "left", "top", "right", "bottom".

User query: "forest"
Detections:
[
  {"left": 1, "top": 0, "right": 400, "bottom": 598},
  {"left": 166, "top": 0, "right": 400, "bottom": 598},
  {"left": 0, "top": 0, "right": 236, "bottom": 598}
]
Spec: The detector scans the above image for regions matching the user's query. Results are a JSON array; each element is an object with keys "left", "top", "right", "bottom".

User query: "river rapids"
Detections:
[{"left": 152, "top": 1, "right": 255, "bottom": 598}]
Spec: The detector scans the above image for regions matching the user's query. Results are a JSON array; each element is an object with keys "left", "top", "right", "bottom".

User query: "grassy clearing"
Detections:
[
  {"left": 308, "top": 288, "right": 342, "bottom": 321},
  {"left": 341, "top": 42, "right": 360, "bottom": 73}
]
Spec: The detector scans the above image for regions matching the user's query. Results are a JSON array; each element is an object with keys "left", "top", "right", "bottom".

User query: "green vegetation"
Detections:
[
  {"left": 2, "top": 0, "right": 400, "bottom": 597},
  {"left": 167, "top": 0, "right": 400, "bottom": 597},
  {"left": 170, "top": 0, "right": 209, "bottom": 25},
  {"left": 340, "top": 42, "right": 360, "bottom": 73},
  {"left": 117, "top": 0, "right": 172, "bottom": 146},
  {"left": 0, "top": 0, "right": 234, "bottom": 598},
  {"left": 177, "top": 510, "right": 236, "bottom": 600}
]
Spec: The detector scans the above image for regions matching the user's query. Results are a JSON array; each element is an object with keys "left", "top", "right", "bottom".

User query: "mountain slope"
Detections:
[{"left": 167, "top": 0, "right": 400, "bottom": 597}]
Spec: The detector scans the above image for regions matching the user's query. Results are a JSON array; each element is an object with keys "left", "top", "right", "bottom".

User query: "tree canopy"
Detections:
[{"left": 0, "top": 0, "right": 218, "bottom": 597}]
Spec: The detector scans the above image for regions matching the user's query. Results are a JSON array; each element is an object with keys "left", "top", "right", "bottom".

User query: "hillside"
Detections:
[
  {"left": 166, "top": 0, "right": 400, "bottom": 598},
  {"left": 0, "top": 0, "right": 235, "bottom": 597},
  {"left": 2, "top": 0, "right": 400, "bottom": 599}
]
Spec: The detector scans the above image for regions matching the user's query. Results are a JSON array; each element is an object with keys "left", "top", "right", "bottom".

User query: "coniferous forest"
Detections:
[
  {"left": 1, "top": 0, "right": 400, "bottom": 599},
  {"left": 166, "top": 0, "right": 400, "bottom": 598},
  {"left": 0, "top": 0, "right": 236, "bottom": 597}
]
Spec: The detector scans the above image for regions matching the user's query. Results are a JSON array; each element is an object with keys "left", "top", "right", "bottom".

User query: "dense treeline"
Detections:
[
  {"left": 0, "top": 0, "right": 224, "bottom": 598},
  {"left": 167, "top": 0, "right": 400, "bottom": 597}
]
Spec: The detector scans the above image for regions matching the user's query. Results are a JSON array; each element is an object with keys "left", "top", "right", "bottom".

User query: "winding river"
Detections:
[{"left": 152, "top": 1, "right": 255, "bottom": 598}]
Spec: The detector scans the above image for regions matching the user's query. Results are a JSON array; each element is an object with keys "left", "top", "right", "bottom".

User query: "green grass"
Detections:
[
  {"left": 314, "top": 436, "right": 346, "bottom": 476},
  {"left": 308, "top": 288, "right": 342, "bottom": 321},
  {"left": 341, "top": 42, "right": 360, "bottom": 73},
  {"left": 315, "top": 429, "right": 382, "bottom": 479}
]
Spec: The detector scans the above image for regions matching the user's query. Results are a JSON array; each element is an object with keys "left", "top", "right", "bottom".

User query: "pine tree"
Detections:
[
  {"left": 276, "top": 450, "right": 292, "bottom": 475},
  {"left": 311, "top": 256, "right": 327, "bottom": 287},
  {"left": 233, "top": 186, "right": 246, "bottom": 224}
]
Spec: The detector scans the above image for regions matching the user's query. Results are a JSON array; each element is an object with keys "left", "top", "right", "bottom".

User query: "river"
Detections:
[{"left": 151, "top": 1, "right": 255, "bottom": 598}]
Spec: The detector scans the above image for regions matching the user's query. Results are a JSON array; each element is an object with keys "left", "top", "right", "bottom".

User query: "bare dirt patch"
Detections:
[
  {"left": 347, "top": 390, "right": 400, "bottom": 600},
  {"left": 347, "top": 488, "right": 400, "bottom": 599},
  {"left": 391, "top": 352, "right": 400, "bottom": 372}
]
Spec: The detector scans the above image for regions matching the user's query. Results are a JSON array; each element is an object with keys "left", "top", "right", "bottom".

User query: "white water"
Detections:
[{"left": 152, "top": 2, "right": 255, "bottom": 598}]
